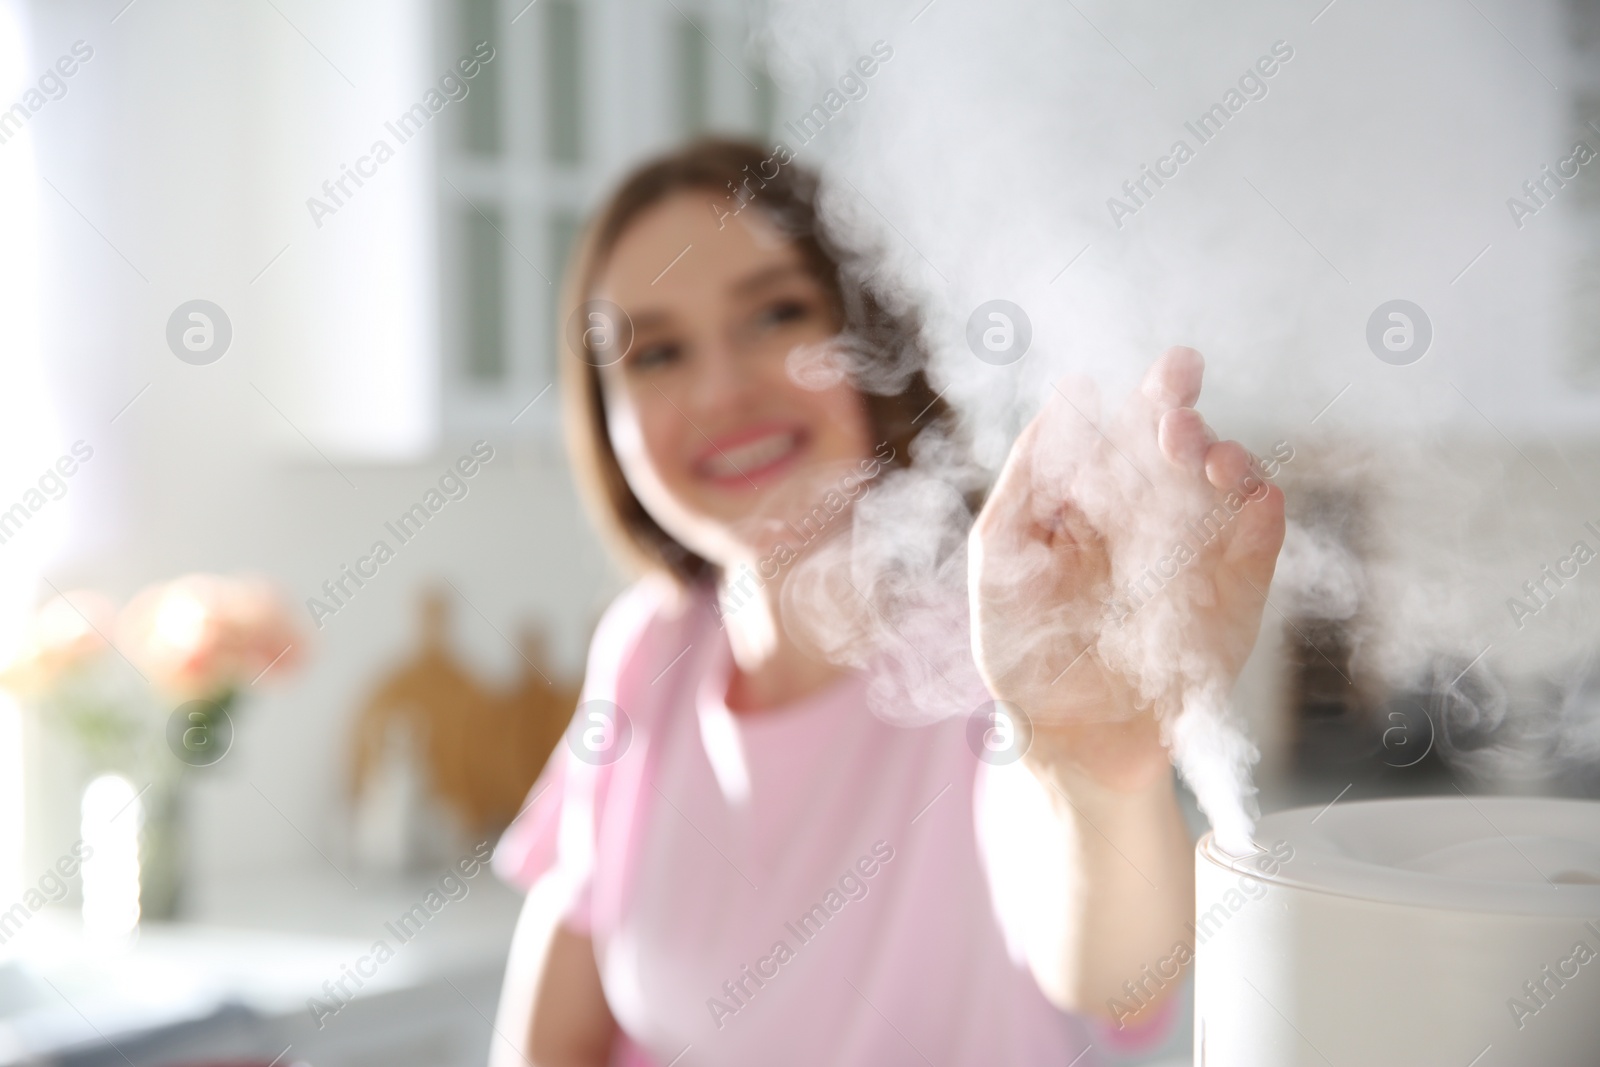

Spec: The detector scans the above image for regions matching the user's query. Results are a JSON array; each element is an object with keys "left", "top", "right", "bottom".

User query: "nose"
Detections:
[{"left": 684, "top": 332, "right": 759, "bottom": 422}]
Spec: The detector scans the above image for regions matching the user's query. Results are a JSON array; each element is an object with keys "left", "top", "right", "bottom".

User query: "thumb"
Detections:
[{"left": 973, "top": 412, "right": 1048, "bottom": 562}]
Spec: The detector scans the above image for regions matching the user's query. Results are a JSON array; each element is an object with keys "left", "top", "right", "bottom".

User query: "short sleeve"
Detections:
[
  {"left": 491, "top": 575, "right": 684, "bottom": 933},
  {"left": 491, "top": 746, "right": 598, "bottom": 931}
]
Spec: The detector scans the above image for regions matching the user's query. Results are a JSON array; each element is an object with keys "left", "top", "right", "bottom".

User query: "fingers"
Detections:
[
  {"left": 1203, "top": 440, "right": 1252, "bottom": 491},
  {"left": 1204, "top": 439, "right": 1285, "bottom": 580},
  {"left": 1151, "top": 374, "right": 1253, "bottom": 496},
  {"left": 1139, "top": 346, "right": 1204, "bottom": 410},
  {"left": 1223, "top": 480, "right": 1286, "bottom": 584},
  {"left": 1136, "top": 343, "right": 1284, "bottom": 591},
  {"left": 1158, "top": 408, "right": 1210, "bottom": 472},
  {"left": 1142, "top": 347, "right": 1207, "bottom": 473},
  {"left": 1160, "top": 404, "right": 1282, "bottom": 570}
]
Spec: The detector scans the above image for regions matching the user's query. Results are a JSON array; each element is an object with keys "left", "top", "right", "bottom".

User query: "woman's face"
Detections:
[{"left": 592, "top": 190, "right": 875, "bottom": 568}]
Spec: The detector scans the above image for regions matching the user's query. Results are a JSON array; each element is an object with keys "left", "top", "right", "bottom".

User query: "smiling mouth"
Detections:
[{"left": 697, "top": 429, "right": 808, "bottom": 487}]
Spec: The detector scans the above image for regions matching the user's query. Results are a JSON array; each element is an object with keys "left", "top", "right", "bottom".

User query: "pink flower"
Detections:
[
  {"left": 118, "top": 574, "right": 302, "bottom": 699},
  {"left": 0, "top": 591, "right": 117, "bottom": 695}
]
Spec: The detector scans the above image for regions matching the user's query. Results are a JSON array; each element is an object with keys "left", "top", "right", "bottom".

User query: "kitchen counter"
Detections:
[{"left": 0, "top": 869, "right": 525, "bottom": 1067}]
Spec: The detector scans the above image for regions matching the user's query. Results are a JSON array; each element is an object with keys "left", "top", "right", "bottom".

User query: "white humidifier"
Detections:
[{"left": 1194, "top": 796, "right": 1600, "bottom": 1066}]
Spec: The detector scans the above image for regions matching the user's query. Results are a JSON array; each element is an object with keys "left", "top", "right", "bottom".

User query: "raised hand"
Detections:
[{"left": 968, "top": 346, "right": 1286, "bottom": 791}]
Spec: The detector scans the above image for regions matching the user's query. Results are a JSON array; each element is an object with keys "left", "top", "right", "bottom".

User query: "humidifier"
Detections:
[{"left": 1194, "top": 796, "right": 1600, "bottom": 1066}]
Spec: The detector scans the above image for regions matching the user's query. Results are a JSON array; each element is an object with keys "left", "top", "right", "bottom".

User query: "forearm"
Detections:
[
  {"left": 1023, "top": 757, "right": 1195, "bottom": 1024},
  {"left": 491, "top": 878, "right": 617, "bottom": 1067}
]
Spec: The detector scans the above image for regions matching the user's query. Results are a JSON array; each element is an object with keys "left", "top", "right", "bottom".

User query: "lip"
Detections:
[{"left": 692, "top": 423, "right": 810, "bottom": 490}]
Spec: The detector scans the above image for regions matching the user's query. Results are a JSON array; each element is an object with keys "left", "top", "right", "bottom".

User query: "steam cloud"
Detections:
[{"left": 758, "top": 0, "right": 1600, "bottom": 850}]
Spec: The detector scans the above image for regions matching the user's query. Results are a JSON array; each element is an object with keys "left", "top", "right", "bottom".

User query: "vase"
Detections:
[{"left": 138, "top": 773, "right": 188, "bottom": 921}]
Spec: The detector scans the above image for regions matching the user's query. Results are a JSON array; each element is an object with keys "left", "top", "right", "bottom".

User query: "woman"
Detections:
[{"left": 489, "top": 139, "right": 1284, "bottom": 1066}]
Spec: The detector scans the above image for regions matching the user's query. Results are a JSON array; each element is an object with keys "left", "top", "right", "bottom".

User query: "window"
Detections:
[
  {"left": 544, "top": 0, "right": 584, "bottom": 165},
  {"left": 462, "top": 203, "right": 508, "bottom": 383},
  {"left": 436, "top": 0, "right": 783, "bottom": 439},
  {"left": 675, "top": 13, "right": 711, "bottom": 137},
  {"left": 1563, "top": 0, "right": 1600, "bottom": 388}
]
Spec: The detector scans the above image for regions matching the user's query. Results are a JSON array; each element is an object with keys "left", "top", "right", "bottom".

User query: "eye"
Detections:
[
  {"left": 622, "top": 341, "right": 680, "bottom": 373},
  {"left": 757, "top": 299, "right": 810, "bottom": 329}
]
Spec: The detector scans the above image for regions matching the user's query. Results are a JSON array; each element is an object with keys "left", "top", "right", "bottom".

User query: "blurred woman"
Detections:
[{"left": 489, "top": 139, "right": 1284, "bottom": 1066}]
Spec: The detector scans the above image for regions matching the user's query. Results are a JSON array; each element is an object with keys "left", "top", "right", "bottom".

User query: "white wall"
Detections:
[{"left": 17, "top": 0, "right": 624, "bottom": 890}]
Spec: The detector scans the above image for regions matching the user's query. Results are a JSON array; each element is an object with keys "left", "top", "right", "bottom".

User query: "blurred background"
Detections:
[{"left": 0, "top": 0, "right": 1597, "bottom": 1064}]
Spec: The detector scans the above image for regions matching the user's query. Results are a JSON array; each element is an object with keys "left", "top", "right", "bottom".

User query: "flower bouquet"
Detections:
[{"left": 2, "top": 574, "right": 302, "bottom": 920}]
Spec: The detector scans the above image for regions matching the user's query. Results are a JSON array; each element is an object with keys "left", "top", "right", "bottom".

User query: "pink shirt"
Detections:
[{"left": 494, "top": 576, "right": 1176, "bottom": 1065}]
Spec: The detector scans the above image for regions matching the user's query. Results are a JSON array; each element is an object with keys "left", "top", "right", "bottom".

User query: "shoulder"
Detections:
[
  {"left": 491, "top": 575, "right": 713, "bottom": 893},
  {"left": 582, "top": 573, "right": 716, "bottom": 702}
]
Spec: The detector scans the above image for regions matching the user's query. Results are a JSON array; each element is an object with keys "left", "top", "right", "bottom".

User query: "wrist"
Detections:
[
  {"left": 1021, "top": 710, "right": 1174, "bottom": 796},
  {"left": 1029, "top": 749, "right": 1175, "bottom": 818}
]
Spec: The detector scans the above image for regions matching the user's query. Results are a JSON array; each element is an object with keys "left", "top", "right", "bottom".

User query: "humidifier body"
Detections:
[{"left": 1194, "top": 796, "right": 1600, "bottom": 1066}]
